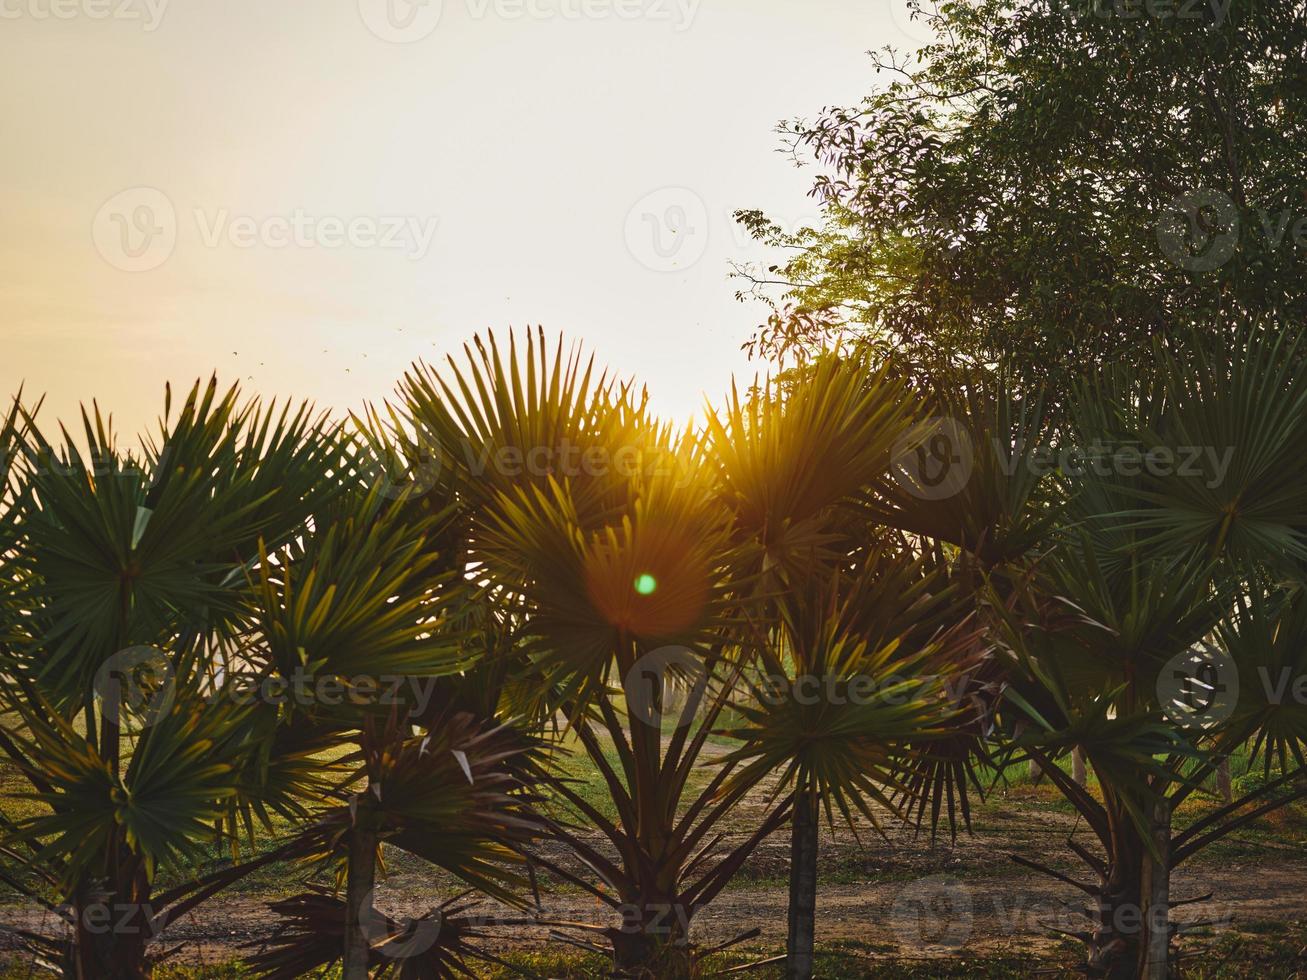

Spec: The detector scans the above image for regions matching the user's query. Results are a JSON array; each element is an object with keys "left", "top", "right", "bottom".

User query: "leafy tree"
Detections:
[{"left": 734, "top": 0, "right": 1307, "bottom": 400}]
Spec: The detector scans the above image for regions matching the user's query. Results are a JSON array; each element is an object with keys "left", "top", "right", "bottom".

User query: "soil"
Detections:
[{"left": 4, "top": 787, "right": 1304, "bottom": 973}]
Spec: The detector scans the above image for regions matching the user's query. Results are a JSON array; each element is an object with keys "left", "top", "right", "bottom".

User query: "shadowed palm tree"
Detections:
[
  {"left": 238, "top": 448, "right": 552, "bottom": 980},
  {"left": 985, "top": 328, "right": 1307, "bottom": 978},
  {"left": 704, "top": 353, "right": 993, "bottom": 979},
  {"left": 0, "top": 379, "right": 348, "bottom": 978}
]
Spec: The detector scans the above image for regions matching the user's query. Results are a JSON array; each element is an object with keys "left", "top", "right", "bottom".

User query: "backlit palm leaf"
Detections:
[{"left": 1080, "top": 328, "right": 1307, "bottom": 568}]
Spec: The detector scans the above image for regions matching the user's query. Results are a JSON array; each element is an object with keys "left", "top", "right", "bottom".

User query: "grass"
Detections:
[
  {"left": 6, "top": 928, "right": 1307, "bottom": 979},
  {"left": 0, "top": 948, "right": 1050, "bottom": 979}
]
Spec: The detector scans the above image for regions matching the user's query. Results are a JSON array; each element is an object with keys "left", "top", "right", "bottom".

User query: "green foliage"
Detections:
[
  {"left": 734, "top": 0, "right": 1307, "bottom": 400},
  {"left": 3, "top": 323, "right": 1307, "bottom": 979}
]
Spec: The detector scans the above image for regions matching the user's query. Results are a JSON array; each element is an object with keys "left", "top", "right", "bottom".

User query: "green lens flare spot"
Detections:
[{"left": 633, "top": 573, "right": 658, "bottom": 596}]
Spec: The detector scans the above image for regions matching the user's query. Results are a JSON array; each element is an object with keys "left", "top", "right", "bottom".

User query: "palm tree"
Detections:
[
  {"left": 0, "top": 379, "right": 347, "bottom": 977},
  {"left": 985, "top": 328, "right": 1307, "bottom": 978},
  {"left": 703, "top": 354, "right": 992, "bottom": 979},
  {"left": 237, "top": 441, "right": 552, "bottom": 980},
  {"left": 395, "top": 331, "right": 796, "bottom": 977}
]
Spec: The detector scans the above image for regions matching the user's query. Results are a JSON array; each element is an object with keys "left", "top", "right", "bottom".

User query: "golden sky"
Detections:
[{"left": 2, "top": 0, "right": 928, "bottom": 440}]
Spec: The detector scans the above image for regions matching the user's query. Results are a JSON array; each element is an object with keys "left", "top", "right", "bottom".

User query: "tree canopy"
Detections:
[{"left": 735, "top": 0, "right": 1307, "bottom": 397}]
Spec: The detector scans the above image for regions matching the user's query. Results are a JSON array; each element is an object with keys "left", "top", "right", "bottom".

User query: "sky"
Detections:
[{"left": 1, "top": 0, "right": 933, "bottom": 441}]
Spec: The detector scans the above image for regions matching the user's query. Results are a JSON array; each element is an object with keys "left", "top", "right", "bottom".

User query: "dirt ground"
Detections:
[{"left": 4, "top": 785, "right": 1305, "bottom": 974}]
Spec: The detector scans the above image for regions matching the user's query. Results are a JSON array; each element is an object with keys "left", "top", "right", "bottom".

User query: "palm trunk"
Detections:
[
  {"left": 73, "top": 883, "right": 115, "bottom": 980},
  {"left": 71, "top": 678, "right": 149, "bottom": 978},
  {"left": 1216, "top": 758, "right": 1232, "bottom": 802},
  {"left": 785, "top": 789, "right": 819, "bottom": 980},
  {"left": 343, "top": 808, "right": 378, "bottom": 980},
  {"left": 71, "top": 865, "right": 154, "bottom": 979},
  {"left": 611, "top": 658, "right": 693, "bottom": 979},
  {"left": 609, "top": 897, "right": 691, "bottom": 979},
  {"left": 1088, "top": 791, "right": 1146, "bottom": 980},
  {"left": 1072, "top": 748, "right": 1086, "bottom": 787},
  {"left": 1138, "top": 796, "right": 1171, "bottom": 980}
]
